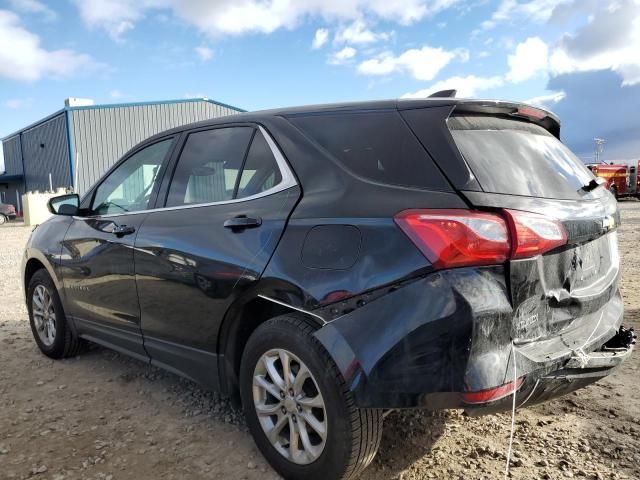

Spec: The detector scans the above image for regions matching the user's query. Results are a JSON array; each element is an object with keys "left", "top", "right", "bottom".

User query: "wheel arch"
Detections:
[
  {"left": 218, "top": 285, "right": 325, "bottom": 400},
  {"left": 23, "top": 253, "right": 62, "bottom": 298}
]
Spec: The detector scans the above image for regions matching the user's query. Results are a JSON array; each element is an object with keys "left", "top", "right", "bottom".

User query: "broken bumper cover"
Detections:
[
  {"left": 313, "top": 267, "right": 632, "bottom": 412},
  {"left": 466, "top": 327, "right": 634, "bottom": 415}
]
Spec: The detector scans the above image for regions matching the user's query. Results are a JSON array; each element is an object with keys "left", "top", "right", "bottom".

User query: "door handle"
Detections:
[
  {"left": 224, "top": 215, "right": 262, "bottom": 230},
  {"left": 112, "top": 225, "right": 136, "bottom": 237}
]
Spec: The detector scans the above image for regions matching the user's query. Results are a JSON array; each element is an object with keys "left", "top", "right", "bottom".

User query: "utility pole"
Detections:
[{"left": 593, "top": 137, "right": 606, "bottom": 163}]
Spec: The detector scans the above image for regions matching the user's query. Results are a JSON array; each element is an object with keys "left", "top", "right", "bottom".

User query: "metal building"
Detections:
[{"left": 0, "top": 97, "right": 244, "bottom": 211}]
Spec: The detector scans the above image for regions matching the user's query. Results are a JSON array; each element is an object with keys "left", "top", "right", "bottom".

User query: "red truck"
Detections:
[{"left": 587, "top": 160, "right": 640, "bottom": 199}]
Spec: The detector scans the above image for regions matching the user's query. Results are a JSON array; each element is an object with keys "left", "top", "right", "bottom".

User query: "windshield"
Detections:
[{"left": 449, "top": 115, "right": 595, "bottom": 200}]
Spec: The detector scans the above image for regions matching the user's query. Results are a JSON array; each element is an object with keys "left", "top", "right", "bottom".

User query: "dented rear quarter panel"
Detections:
[{"left": 312, "top": 187, "right": 624, "bottom": 409}]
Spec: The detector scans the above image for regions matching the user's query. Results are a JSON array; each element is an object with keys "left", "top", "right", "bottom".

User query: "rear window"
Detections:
[
  {"left": 448, "top": 115, "right": 594, "bottom": 199},
  {"left": 288, "top": 111, "right": 450, "bottom": 190}
]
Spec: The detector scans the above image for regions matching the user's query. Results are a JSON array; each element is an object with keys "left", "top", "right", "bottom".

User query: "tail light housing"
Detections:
[
  {"left": 462, "top": 377, "right": 524, "bottom": 404},
  {"left": 503, "top": 209, "right": 567, "bottom": 259},
  {"left": 395, "top": 208, "right": 567, "bottom": 269}
]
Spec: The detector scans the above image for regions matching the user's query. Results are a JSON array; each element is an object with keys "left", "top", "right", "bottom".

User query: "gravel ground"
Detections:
[{"left": 1, "top": 202, "right": 639, "bottom": 480}]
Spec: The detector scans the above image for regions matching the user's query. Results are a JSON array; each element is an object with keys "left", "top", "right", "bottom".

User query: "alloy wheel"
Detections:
[
  {"left": 252, "top": 348, "right": 327, "bottom": 465},
  {"left": 32, "top": 284, "right": 56, "bottom": 346}
]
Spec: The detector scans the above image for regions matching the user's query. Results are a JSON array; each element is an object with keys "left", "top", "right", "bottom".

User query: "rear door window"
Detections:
[
  {"left": 288, "top": 111, "right": 450, "bottom": 190},
  {"left": 448, "top": 115, "right": 594, "bottom": 199},
  {"left": 237, "top": 130, "right": 283, "bottom": 199},
  {"left": 166, "top": 127, "right": 253, "bottom": 207}
]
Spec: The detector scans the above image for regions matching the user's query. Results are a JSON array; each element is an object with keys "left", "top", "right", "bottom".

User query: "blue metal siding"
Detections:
[
  {"left": 1, "top": 136, "right": 25, "bottom": 210},
  {"left": 69, "top": 100, "right": 240, "bottom": 194},
  {"left": 2, "top": 135, "right": 23, "bottom": 175},
  {"left": 21, "top": 113, "right": 71, "bottom": 192}
]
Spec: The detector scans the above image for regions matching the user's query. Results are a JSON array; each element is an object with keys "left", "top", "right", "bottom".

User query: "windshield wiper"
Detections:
[{"left": 582, "top": 177, "right": 606, "bottom": 192}]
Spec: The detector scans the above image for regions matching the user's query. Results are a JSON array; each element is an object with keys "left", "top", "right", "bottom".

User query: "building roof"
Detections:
[{"left": 1, "top": 97, "right": 245, "bottom": 142}]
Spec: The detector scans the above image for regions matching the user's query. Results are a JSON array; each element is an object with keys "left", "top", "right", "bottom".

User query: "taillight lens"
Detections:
[
  {"left": 395, "top": 208, "right": 567, "bottom": 269},
  {"left": 394, "top": 209, "right": 511, "bottom": 269},
  {"left": 462, "top": 377, "right": 524, "bottom": 405},
  {"left": 504, "top": 209, "right": 567, "bottom": 259}
]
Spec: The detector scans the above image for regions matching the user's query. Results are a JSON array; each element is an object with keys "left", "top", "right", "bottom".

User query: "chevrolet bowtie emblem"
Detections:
[{"left": 602, "top": 215, "right": 615, "bottom": 232}]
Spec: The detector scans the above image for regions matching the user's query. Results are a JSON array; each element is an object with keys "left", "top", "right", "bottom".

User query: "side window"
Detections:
[
  {"left": 92, "top": 139, "right": 173, "bottom": 215},
  {"left": 166, "top": 127, "right": 253, "bottom": 207},
  {"left": 237, "top": 130, "right": 283, "bottom": 199},
  {"left": 288, "top": 111, "right": 448, "bottom": 190}
]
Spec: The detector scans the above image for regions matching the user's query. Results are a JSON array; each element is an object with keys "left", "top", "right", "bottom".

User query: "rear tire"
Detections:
[
  {"left": 27, "top": 269, "right": 85, "bottom": 359},
  {"left": 609, "top": 185, "right": 618, "bottom": 199},
  {"left": 0, "top": 214, "right": 6, "bottom": 225},
  {"left": 240, "top": 313, "right": 382, "bottom": 480}
]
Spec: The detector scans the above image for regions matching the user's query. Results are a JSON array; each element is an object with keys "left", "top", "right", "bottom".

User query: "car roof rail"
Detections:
[{"left": 428, "top": 89, "right": 457, "bottom": 98}]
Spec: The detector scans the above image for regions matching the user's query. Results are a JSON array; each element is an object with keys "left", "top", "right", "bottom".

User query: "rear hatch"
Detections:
[{"left": 402, "top": 102, "right": 622, "bottom": 352}]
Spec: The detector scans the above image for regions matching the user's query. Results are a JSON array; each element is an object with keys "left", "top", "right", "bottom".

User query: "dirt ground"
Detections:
[{"left": 1, "top": 202, "right": 639, "bottom": 480}]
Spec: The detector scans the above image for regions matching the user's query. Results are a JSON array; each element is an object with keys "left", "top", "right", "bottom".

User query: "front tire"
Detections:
[
  {"left": 27, "top": 269, "right": 84, "bottom": 359},
  {"left": 240, "top": 314, "right": 382, "bottom": 480},
  {"left": 0, "top": 214, "right": 6, "bottom": 225}
]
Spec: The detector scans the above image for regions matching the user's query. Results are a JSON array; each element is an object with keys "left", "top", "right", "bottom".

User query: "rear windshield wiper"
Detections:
[{"left": 582, "top": 177, "right": 606, "bottom": 192}]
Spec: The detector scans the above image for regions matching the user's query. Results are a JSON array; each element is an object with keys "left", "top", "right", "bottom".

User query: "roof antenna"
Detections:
[{"left": 428, "top": 89, "right": 457, "bottom": 98}]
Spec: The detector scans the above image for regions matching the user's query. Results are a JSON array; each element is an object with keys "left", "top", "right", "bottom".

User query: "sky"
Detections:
[{"left": 1, "top": 0, "right": 639, "bottom": 170}]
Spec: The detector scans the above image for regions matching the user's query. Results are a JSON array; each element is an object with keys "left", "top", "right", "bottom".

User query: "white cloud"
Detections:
[
  {"left": 71, "top": 0, "right": 156, "bottom": 41},
  {"left": 8, "top": 0, "right": 56, "bottom": 21},
  {"left": 548, "top": 2, "right": 640, "bottom": 86},
  {"left": 334, "top": 19, "right": 390, "bottom": 45},
  {"left": 402, "top": 75, "right": 504, "bottom": 98},
  {"left": 195, "top": 45, "right": 214, "bottom": 61},
  {"left": 358, "top": 45, "right": 468, "bottom": 81},
  {"left": 481, "top": 0, "right": 574, "bottom": 31},
  {"left": 110, "top": 89, "right": 126, "bottom": 99},
  {"left": 72, "top": 0, "right": 462, "bottom": 40},
  {"left": 4, "top": 97, "right": 35, "bottom": 109},
  {"left": 328, "top": 46, "right": 357, "bottom": 65},
  {"left": 524, "top": 91, "right": 566, "bottom": 108},
  {"left": 0, "top": 10, "right": 99, "bottom": 82},
  {"left": 506, "top": 37, "right": 548, "bottom": 82},
  {"left": 312, "top": 28, "right": 329, "bottom": 49}
]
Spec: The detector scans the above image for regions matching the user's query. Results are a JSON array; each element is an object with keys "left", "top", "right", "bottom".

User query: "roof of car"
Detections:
[{"left": 145, "top": 97, "right": 560, "bottom": 142}]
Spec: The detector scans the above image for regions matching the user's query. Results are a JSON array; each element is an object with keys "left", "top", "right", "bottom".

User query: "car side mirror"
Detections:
[{"left": 48, "top": 193, "right": 80, "bottom": 216}]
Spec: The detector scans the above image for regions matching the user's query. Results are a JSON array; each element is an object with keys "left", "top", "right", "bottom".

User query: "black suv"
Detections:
[{"left": 23, "top": 98, "right": 634, "bottom": 480}]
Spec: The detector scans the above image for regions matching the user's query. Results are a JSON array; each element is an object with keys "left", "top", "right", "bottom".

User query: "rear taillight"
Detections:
[
  {"left": 503, "top": 209, "right": 567, "bottom": 259},
  {"left": 394, "top": 209, "right": 511, "bottom": 269},
  {"left": 394, "top": 208, "right": 567, "bottom": 269}
]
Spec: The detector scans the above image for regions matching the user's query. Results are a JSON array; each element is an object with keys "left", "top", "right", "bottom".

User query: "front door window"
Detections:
[{"left": 92, "top": 139, "right": 173, "bottom": 215}]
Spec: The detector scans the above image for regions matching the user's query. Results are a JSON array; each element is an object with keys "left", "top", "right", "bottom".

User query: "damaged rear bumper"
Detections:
[
  {"left": 313, "top": 267, "right": 632, "bottom": 412},
  {"left": 466, "top": 326, "right": 634, "bottom": 415}
]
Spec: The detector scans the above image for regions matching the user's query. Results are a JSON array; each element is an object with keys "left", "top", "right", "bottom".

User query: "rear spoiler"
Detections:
[
  {"left": 398, "top": 99, "right": 561, "bottom": 139},
  {"left": 451, "top": 101, "right": 561, "bottom": 139}
]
